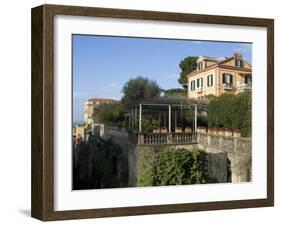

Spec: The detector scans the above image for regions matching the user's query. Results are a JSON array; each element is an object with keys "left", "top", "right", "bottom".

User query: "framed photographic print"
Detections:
[{"left": 31, "top": 4, "right": 274, "bottom": 221}]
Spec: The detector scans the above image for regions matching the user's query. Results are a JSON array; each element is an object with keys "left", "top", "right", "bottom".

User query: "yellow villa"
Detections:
[{"left": 186, "top": 53, "right": 252, "bottom": 99}]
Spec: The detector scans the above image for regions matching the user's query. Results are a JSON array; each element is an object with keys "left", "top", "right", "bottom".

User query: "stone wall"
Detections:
[
  {"left": 102, "top": 126, "right": 251, "bottom": 186},
  {"left": 197, "top": 132, "right": 251, "bottom": 182},
  {"left": 103, "top": 126, "right": 131, "bottom": 158},
  {"left": 102, "top": 126, "right": 138, "bottom": 186},
  {"left": 130, "top": 145, "right": 229, "bottom": 187}
]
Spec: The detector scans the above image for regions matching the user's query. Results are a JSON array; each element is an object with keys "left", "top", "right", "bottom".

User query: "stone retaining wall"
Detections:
[
  {"left": 197, "top": 132, "right": 251, "bottom": 183},
  {"left": 102, "top": 126, "right": 252, "bottom": 185}
]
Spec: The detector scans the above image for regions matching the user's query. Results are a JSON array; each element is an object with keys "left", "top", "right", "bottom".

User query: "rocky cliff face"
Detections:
[{"left": 73, "top": 136, "right": 128, "bottom": 190}]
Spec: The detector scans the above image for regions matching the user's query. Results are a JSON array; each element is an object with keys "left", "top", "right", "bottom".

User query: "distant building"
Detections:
[
  {"left": 186, "top": 53, "right": 252, "bottom": 99},
  {"left": 84, "top": 98, "right": 114, "bottom": 125},
  {"left": 73, "top": 124, "right": 85, "bottom": 142}
]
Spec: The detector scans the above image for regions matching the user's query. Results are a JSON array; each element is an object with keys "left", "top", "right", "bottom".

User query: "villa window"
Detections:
[
  {"left": 245, "top": 75, "right": 252, "bottom": 85},
  {"left": 190, "top": 80, "right": 195, "bottom": 90},
  {"left": 197, "top": 62, "right": 203, "bottom": 70},
  {"left": 196, "top": 77, "right": 203, "bottom": 88},
  {"left": 223, "top": 73, "right": 233, "bottom": 85},
  {"left": 235, "top": 59, "right": 243, "bottom": 67},
  {"left": 207, "top": 74, "right": 213, "bottom": 87}
]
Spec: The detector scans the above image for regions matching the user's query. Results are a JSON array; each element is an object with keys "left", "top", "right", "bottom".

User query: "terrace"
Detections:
[{"left": 127, "top": 99, "right": 206, "bottom": 145}]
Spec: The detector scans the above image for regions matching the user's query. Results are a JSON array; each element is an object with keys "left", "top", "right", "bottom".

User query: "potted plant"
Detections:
[
  {"left": 197, "top": 126, "right": 207, "bottom": 133},
  {"left": 185, "top": 126, "right": 192, "bottom": 133},
  {"left": 233, "top": 129, "right": 241, "bottom": 137},
  {"left": 225, "top": 128, "right": 232, "bottom": 137},
  {"left": 175, "top": 127, "right": 182, "bottom": 133},
  {"left": 153, "top": 126, "right": 160, "bottom": 133},
  {"left": 213, "top": 128, "right": 219, "bottom": 135},
  {"left": 219, "top": 128, "right": 226, "bottom": 136}
]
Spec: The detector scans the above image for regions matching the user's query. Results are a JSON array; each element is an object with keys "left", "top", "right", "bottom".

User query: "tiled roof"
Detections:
[
  {"left": 87, "top": 98, "right": 115, "bottom": 102},
  {"left": 187, "top": 56, "right": 251, "bottom": 77},
  {"left": 198, "top": 56, "right": 220, "bottom": 62}
]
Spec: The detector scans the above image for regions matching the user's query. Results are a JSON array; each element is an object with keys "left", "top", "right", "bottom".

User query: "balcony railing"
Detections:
[
  {"left": 237, "top": 83, "right": 251, "bottom": 91},
  {"left": 223, "top": 83, "right": 233, "bottom": 89},
  {"left": 137, "top": 132, "right": 197, "bottom": 145},
  {"left": 195, "top": 87, "right": 203, "bottom": 92}
]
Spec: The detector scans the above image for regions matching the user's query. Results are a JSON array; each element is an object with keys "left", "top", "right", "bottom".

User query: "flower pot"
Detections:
[
  {"left": 153, "top": 128, "right": 160, "bottom": 133},
  {"left": 197, "top": 126, "right": 206, "bottom": 133},
  {"left": 175, "top": 127, "right": 182, "bottom": 133},
  {"left": 218, "top": 128, "right": 225, "bottom": 136},
  {"left": 213, "top": 128, "right": 219, "bottom": 135},
  {"left": 225, "top": 129, "right": 232, "bottom": 137},
  {"left": 233, "top": 129, "right": 241, "bottom": 137}
]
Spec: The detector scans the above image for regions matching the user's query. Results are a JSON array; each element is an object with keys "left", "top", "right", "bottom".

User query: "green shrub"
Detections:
[
  {"left": 207, "top": 91, "right": 251, "bottom": 137},
  {"left": 137, "top": 147, "right": 157, "bottom": 186},
  {"left": 137, "top": 147, "right": 207, "bottom": 186},
  {"left": 141, "top": 115, "right": 159, "bottom": 133},
  {"left": 154, "top": 148, "right": 207, "bottom": 185},
  {"left": 94, "top": 101, "right": 126, "bottom": 126}
]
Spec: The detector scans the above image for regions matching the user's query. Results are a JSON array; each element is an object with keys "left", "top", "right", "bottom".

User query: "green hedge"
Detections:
[
  {"left": 137, "top": 147, "right": 207, "bottom": 186},
  {"left": 137, "top": 147, "right": 157, "bottom": 186},
  {"left": 207, "top": 91, "right": 251, "bottom": 137},
  {"left": 154, "top": 148, "right": 207, "bottom": 185}
]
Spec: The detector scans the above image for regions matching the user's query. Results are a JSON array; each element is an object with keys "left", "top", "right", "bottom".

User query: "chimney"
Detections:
[{"left": 234, "top": 52, "right": 242, "bottom": 59}]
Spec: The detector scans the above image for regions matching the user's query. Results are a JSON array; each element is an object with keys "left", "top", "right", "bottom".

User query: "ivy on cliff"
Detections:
[{"left": 137, "top": 147, "right": 207, "bottom": 187}]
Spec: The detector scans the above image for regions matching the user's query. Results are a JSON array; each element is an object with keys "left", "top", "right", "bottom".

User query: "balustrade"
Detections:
[{"left": 138, "top": 132, "right": 197, "bottom": 145}]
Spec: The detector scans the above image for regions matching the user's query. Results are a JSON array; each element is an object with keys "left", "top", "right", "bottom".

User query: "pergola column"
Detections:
[
  {"left": 131, "top": 108, "right": 135, "bottom": 131},
  {"left": 164, "top": 112, "right": 166, "bottom": 128},
  {"left": 131, "top": 108, "right": 134, "bottom": 131},
  {"left": 168, "top": 104, "right": 171, "bottom": 132},
  {"left": 139, "top": 104, "right": 142, "bottom": 133},
  {"left": 129, "top": 110, "right": 131, "bottom": 130},
  {"left": 175, "top": 111, "right": 177, "bottom": 130},
  {"left": 158, "top": 113, "right": 161, "bottom": 128},
  {"left": 135, "top": 106, "right": 137, "bottom": 131},
  {"left": 194, "top": 105, "right": 198, "bottom": 132}
]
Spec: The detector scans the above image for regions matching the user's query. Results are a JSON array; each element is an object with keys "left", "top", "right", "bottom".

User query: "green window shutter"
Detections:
[{"left": 223, "top": 74, "right": 226, "bottom": 83}]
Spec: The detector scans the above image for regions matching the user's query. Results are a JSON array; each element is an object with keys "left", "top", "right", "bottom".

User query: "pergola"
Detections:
[{"left": 128, "top": 101, "right": 202, "bottom": 133}]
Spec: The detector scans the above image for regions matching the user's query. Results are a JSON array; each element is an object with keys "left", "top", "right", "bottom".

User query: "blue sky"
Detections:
[{"left": 73, "top": 35, "right": 252, "bottom": 122}]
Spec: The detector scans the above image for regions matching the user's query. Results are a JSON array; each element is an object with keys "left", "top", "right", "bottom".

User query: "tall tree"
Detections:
[
  {"left": 121, "top": 76, "right": 161, "bottom": 109},
  {"left": 178, "top": 56, "right": 198, "bottom": 88},
  {"left": 163, "top": 88, "right": 186, "bottom": 97}
]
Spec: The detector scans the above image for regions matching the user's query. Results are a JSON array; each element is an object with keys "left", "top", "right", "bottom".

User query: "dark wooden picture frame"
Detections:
[{"left": 31, "top": 4, "right": 274, "bottom": 221}]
